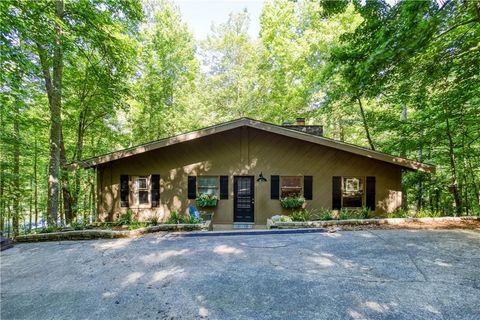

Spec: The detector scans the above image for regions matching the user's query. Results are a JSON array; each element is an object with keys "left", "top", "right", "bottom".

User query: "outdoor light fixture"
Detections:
[{"left": 257, "top": 172, "right": 267, "bottom": 182}]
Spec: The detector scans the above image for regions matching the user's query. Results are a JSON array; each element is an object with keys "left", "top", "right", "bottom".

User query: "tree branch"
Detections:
[{"left": 434, "top": 17, "right": 478, "bottom": 40}]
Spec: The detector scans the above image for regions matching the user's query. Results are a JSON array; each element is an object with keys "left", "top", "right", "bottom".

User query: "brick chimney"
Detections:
[
  {"left": 282, "top": 118, "right": 323, "bottom": 136},
  {"left": 296, "top": 117, "right": 305, "bottom": 126}
]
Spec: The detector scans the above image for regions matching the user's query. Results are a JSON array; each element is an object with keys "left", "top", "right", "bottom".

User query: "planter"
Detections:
[
  {"left": 279, "top": 196, "right": 305, "bottom": 209},
  {"left": 196, "top": 200, "right": 218, "bottom": 208},
  {"left": 196, "top": 194, "right": 218, "bottom": 208}
]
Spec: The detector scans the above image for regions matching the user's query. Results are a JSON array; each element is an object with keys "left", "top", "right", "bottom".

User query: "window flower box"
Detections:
[
  {"left": 280, "top": 195, "right": 305, "bottom": 209},
  {"left": 196, "top": 193, "right": 218, "bottom": 208}
]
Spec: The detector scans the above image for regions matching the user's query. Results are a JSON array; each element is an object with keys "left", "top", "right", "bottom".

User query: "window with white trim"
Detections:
[
  {"left": 136, "top": 176, "right": 150, "bottom": 205},
  {"left": 198, "top": 176, "right": 219, "bottom": 196},
  {"left": 342, "top": 177, "right": 363, "bottom": 208}
]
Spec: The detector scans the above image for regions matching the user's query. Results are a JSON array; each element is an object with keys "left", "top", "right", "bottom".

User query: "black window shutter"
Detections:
[
  {"left": 304, "top": 176, "right": 313, "bottom": 200},
  {"left": 220, "top": 176, "right": 228, "bottom": 199},
  {"left": 366, "top": 176, "right": 376, "bottom": 211},
  {"left": 332, "top": 176, "right": 342, "bottom": 210},
  {"left": 120, "top": 175, "right": 129, "bottom": 207},
  {"left": 188, "top": 176, "right": 197, "bottom": 199},
  {"left": 151, "top": 175, "right": 160, "bottom": 207},
  {"left": 271, "top": 175, "right": 280, "bottom": 199}
]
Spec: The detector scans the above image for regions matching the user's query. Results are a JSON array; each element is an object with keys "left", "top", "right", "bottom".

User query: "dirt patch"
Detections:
[{"left": 335, "top": 219, "right": 480, "bottom": 231}]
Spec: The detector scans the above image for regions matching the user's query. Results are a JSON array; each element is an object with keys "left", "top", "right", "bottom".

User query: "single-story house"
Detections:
[{"left": 75, "top": 118, "right": 435, "bottom": 225}]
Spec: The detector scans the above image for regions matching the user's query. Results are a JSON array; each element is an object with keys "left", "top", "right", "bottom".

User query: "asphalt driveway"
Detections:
[{"left": 1, "top": 229, "right": 479, "bottom": 320}]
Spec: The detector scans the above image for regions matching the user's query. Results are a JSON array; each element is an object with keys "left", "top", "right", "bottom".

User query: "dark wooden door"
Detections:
[{"left": 234, "top": 176, "right": 254, "bottom": 222}]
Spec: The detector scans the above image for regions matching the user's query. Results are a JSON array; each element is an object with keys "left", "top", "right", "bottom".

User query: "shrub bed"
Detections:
[{"left": 267, "top": 216, "right": 480, "bottom": 229}]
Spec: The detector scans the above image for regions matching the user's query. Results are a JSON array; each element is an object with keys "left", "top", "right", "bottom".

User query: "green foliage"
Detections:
[
  {"left": 387, "top": 208, "right": 409, "bottom": 219},
  {"left": 357, "top": 207, "right": 372, "bottom": 219},
  {"left": 167, "top": 211, "right": 181, "bottom": 224},
  {"left": 89, "top": 222, "right": 114, "bottom": 229},
  {"left": 414, "top": 209, "right": 442, "bottom": 218},
  {"left": 71, "top": 222, "right": 86, "bottom": 231},
  {"left": 317, "top": 209, "right": 334, "bottom": 221},
  {"left": 166, "top": 211, "right": 200, "bottom": 224},
  {"left": 181, "top": 215, "right": 201, "bottom": 224},
  {"left": 339, "top": 208, "right": 351, "bottom": 220},
  {"left": 290, "top": 210, "right": 310, "bottom": 222},
  {"left": 280, "top": 196, "right": 305, "bottom": 209},
  {"left": 131, "top": 0, "right": 199, "bottom": 141},
  {"left": 386, "top": 208, "right": 445, "bottom": 219},
  {"left": 38, "top": 226, "right": 59, "bottom": 234},
  {"left": 337, "top": 207, "right": 372, "bottom": 220},
  {"left": 1, "top": 0, "right": 480, "bottom": 233},
  {"left": 196, "top": 194, "right": 218, "bottom": 208},
  {"left": 323, "top": 0, "right": 480, "bottom": 215},
  {"left": 149, "top": 214, "right": 160, "bottom": 226},
  {"left": 271, "top": 215, "right": 293, "bottom": 223},
  {"left": 116, "top": 210, "right": 133, "bottom": 226},
  {"left": 128, "top": 221, "right": 148, "bottom": 230}
]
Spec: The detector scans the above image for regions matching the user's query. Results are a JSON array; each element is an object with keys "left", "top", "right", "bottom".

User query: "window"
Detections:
[
  {"left": 342, "top": 177, "right": 363, "bottom": 207},
  {"left": 281, "top": 176, "right": 302, "bottom": 197},
  {"left": 198, "top": 176, "right": 219, "bottom": 196},
  {"left": 136, "top": 176, "right": 150, "bottom": 205}
]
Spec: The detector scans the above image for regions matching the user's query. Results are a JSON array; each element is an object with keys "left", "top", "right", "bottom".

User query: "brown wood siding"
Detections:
[{"left": 97, "top": 127, "right": 403, "bottom": 224}]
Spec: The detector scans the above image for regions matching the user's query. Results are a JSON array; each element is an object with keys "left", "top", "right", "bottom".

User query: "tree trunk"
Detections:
[
  {"left": 34, "top": 135, "right": 38, "bottom": 229},
  {"left": 415, "top": 142, "right": 424, "bottom": 212},
  {"left": 60, "top": 131, "right": 74, "bottom": 224},
  {"left": 39, "top": 0, "right": 64, "bottom": 226},
  {"left": 444, "top": 112, "right": 462, "bottom": 214},
  {"left": 357, "top": 97, "right": 375, "bottom": 150},
  {"left": 6, "top": 197, "right": 11, "bottom": 238},
  {"left": 73, "top": 112, "right": 86, "bottom": 216},
  {"left": 12, "top": 84, "right": 21, "bottom": 237},
  {"left": 0, "top": 162, "right": 3, "bottom": 232},
  {"left": 400, "top": 104, "right": 408, "bottom": 210},
  {"left": 0, "top": 106, "right": 5, "bottom": 232},
  {"left": 29, "top": 176, "right": 33, "bottom": 231}
]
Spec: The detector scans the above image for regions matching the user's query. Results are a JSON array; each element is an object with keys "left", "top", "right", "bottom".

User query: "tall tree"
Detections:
[
  {"left": 1, "top": 0, "right": 143, "bottom": 224},
  {"left": 130, "top": 0, "right": 199, "bottom": 141},
  {"left": 324, "top": 0, "right": 480, "bottom": 213},
  {"left": 198, "top": 10, "right": 261, "bottom": 122}
]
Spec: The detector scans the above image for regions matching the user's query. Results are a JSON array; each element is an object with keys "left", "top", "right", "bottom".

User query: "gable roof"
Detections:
[{"left": 72, "top": 118, "right": 435, "bottom": 173}]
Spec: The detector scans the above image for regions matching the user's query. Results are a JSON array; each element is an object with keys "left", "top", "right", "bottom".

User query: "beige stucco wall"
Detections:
[{"left": 97, "top": 127, "right": 403, "bottom": 224}]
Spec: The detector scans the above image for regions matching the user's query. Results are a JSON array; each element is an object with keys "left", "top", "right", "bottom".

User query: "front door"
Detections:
[{"left": 234, "top": 176, "right": 254, "bottom": 222}]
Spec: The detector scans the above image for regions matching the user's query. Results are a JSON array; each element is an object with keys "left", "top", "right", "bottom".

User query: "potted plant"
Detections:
[
  {"left": 280, "top": 195, "right": 305, "bottom": 209},
  {"left": 196, "top": 193, "right": 218, "bottom": 208}
]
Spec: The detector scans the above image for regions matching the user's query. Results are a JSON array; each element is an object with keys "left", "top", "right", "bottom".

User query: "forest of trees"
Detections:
[{"left": 1, "top": 0, "right": 479, "bottom": 236}]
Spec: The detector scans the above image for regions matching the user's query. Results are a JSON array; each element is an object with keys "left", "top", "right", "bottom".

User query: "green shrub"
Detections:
[
  {"left": 337, "top": 207, "right": 372, "bottom": 220},
  {"left": 415, "top": 209, "right": 442, "bottom": 218},
  {"left": 317, "top": 209, "right": 333, "bottom": 221},
  {"left": 290, "top": 210, "right": 310, "bottom": 221},
  {"left": 116, "top": 209, "right": 133, "bottom": 226},
  {"left": 180, "top": 215, "right": 201, "bottom": 224},
  {"left": 38, "top": 225, "right": 59, "bottom": 234},
  {"left": 271, "top": 215, "right": 293, "bottom": 222},
  {"left": 99, "top": 222, "right": 113, "bottom": 229},
  {"left": 357, "top": 207, "right": 372, "bottom": 219},
  {"left": 166, "top": 211, "right": 201, "bottom": 224},
  {"left": 196, "top": 194, "right": 218, "bottom": 207},
  {"left": 339, "top": 208, "right": 351, "bottom": 220},
  {"left": 149, "top": 214, "right": 160, "bottom": 226},
  {"left": 386, "top": 208, "right": 409, "bottom": 218},
  {"left": 128, "top": 221, "right": 148, "bottom": 230},
  {"left": 167, "top": 211, "right": 181, "bottom": 224},
  {"left": 71, "top": 222, "right": 85, "bottom": 230},
  {"left": 280, "top": 195, "right": 305, "bottom": 209}
]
